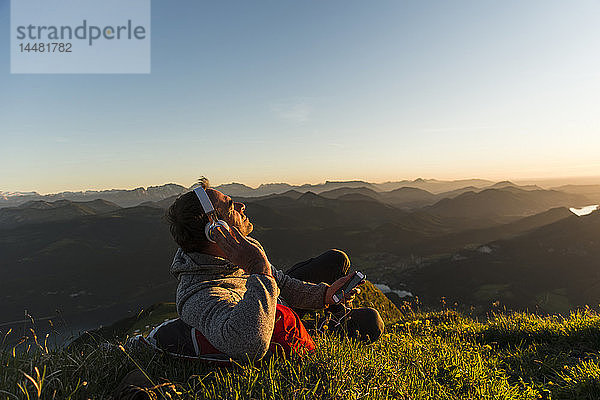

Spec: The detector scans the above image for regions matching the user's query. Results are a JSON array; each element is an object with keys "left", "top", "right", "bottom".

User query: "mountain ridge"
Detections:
[{"left": 6, "top": 179, "right": 597, "bottom": 209}]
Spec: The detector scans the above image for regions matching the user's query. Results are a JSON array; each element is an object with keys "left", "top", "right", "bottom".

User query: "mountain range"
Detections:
[
  {"left": 211, "top": 178, "right": 499, "bottom": 197},
  {"left": 405, "top": 210, "right": 600, "bottom": 314},
  {"left": 5, "top": 179, "right": 597, "bottom": 210},
  {"left": 1, "top": 177, "right": 600, "bottom": 350},
  {"left": 0, "top": 178, "right": 548, "bottom": 208},
  {"left": 1, "top": 180, "right": 596, "bottom": 328},
  {"left": 0, "top": 199, "right": 121, "bottom": 229},
  {"left": 0, "top": 184, "right": 187, "bottom": 208}
]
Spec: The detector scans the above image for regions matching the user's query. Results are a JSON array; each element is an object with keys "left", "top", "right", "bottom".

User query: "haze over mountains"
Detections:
[
  {"left": 406, "top": 210, "right": 600, "bottom": 314},
  {"left": 213, "top": 178, "right": 497, "bottom": 197},
  {"left": 3, "top": 178, "right": 495, "bottom": 208},
  {"left": 0, "top": 184, "right": 187, "bottom": 208},
  {"left": 3, "top": 177, "right": 598, "bottom": 209},
  {"left": 1, "top": 177, "right": 599, "bottom": 343}
]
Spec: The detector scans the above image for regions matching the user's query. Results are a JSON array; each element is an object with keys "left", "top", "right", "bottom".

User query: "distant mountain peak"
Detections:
[
  {"left": 17, "top": 200, "right": 55, "bottom": 209},
  {"left": 212, "top": 182, "right": 253, "bottom": 189},
  {"left": 257, "top": 183, "right": 293, "bottom": 189},
  {"left": 299, "top": 191, "right": 320, "bottom": 198},
  {"left": 297, "top": 191, "right": 326, "bottom": 204},
  {"left": 492, "top": 180, "right": 516, "bottom": 187},
  {"left": 324, "top": 180, "right": 369, "bottom": 184},
  {"left": 1, "top": 191, "right": 39, "bottom": 196},
  {"left": 389, "top": 186, "right": 432, "bottom": 194}
]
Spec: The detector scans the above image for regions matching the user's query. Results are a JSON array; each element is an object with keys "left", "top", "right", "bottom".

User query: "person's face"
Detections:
[{"left": 206, "top": 188, "right": 253, "bottom": 236}]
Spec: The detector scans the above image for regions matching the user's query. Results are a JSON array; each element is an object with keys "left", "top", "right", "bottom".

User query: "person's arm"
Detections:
[
  {"left": 178, "top": 274, "right": 279, "bottom": 361},
  {"left": 244, "top": 236, "right": 328, "bottom": 309},
  {"left": 177, "top": 226, "right": 276, "bottom": 360},
  {"left": 245, "top": 236, "right": 360, "bottom": 309},
  {"left": 214, "top": 228, "right": 272, "bottom": 275},
  {"left": 271, "top": 267, "right": 329, "bottom": 309}
]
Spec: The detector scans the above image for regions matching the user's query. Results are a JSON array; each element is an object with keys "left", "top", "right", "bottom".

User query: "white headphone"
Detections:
[{"left": 193, "top": 187, "right": 230, "bottom": 243}]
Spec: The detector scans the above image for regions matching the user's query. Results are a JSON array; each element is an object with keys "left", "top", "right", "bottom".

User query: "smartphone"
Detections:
[{"left": 332, "top": 271, "right": 366, "bottom": 304}]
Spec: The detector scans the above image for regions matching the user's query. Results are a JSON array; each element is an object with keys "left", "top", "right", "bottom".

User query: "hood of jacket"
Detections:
[{"left": 170, "top": 248, "right": 242, "bottom": 280}]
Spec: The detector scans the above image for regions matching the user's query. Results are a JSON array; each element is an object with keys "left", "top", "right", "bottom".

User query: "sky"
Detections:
[{"left": 1, "top": 0, "right": 599, "bottom": 194}]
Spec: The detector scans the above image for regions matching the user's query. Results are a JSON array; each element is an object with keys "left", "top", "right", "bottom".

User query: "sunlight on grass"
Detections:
[{"left": 3, "top": 308, "right": 600, "bottom": 399}]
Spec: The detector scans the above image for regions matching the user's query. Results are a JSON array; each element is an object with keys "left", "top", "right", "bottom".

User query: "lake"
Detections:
[{"left": 569, "top": 204, "right": 599, "bottom": 216}]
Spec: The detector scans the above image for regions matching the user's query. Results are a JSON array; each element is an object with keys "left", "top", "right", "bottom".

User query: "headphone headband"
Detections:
[{"left": 193, "top": 187, "right": 216, "bottom": 215}]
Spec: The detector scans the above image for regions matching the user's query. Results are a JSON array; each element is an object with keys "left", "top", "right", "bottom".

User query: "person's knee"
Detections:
[
  {"left": 346, "top": 308, "right": 384, "bottom": 343},
  {"left": 324, "top": 249, "right": 351, "bottom": 273}
]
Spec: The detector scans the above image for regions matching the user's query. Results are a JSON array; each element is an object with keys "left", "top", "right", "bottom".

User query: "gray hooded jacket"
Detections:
[{"left": 170, "top": 244, "right": 329, "bottom": 360}]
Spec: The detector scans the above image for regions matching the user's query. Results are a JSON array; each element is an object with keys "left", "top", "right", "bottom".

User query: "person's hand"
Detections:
[
  {"left": 325, "top": 272, "right": 362, "bottom": 306},
  {"left": 213, "top": 226, "right": 271, "bottom": 275}
]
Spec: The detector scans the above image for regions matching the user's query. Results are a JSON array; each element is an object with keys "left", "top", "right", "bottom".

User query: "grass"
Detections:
[{"left": 4, "top": 304, "right": 600, "bottom": 399}]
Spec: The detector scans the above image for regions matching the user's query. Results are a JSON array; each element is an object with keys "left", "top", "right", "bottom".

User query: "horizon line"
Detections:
[{"left": 4, "top": 174, "right": 600, "bottom": 196}]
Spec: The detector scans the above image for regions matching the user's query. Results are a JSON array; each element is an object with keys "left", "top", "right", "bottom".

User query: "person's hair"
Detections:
[{"left": 166, "top": 177, "right": 211, "bottom": 253}]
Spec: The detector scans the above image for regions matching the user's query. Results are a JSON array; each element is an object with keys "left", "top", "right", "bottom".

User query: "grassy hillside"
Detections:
[
  {"left": 66, "top": 281, "right": 402, "bottom": 345},
  {"left": 5, "top": 305, "right": 600, "bottom": 399}
]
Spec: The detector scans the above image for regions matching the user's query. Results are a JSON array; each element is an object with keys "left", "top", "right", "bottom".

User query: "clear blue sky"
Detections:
[{"left": 1, "top": 0, "right": 599, "bottom": 193}]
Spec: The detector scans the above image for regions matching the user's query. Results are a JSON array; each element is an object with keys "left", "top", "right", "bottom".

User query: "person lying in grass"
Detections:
[{"left": 163, "top": 177, "right": 384, "bottom": 361}]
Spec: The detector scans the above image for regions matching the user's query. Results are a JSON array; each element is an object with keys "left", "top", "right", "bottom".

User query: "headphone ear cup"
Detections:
[{"left": 205, "top": 220, "right": 230, "bottom": 243}]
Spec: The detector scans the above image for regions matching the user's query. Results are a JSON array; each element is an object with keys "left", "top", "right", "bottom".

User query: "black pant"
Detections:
[{"left": 286, "top": 249, "right": 384, "bottom": 343}]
